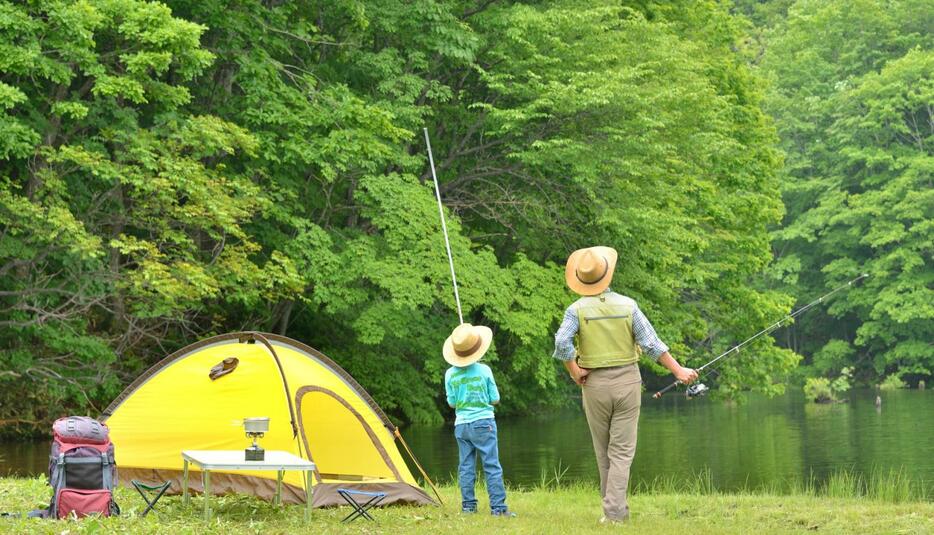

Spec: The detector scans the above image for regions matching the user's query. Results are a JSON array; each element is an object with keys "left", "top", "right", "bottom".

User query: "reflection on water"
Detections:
[
  {"left": 2, "top": 390, "right": 932, "bottom": 495},
  {"left": 400, "top": 389, "right": 934, "bottom": 494}
]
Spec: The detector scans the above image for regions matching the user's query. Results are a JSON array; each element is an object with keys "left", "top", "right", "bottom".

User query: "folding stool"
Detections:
[
  {"left": 131, "top": 479, "right": 171, "bottom": 517},
  {"left": 336, "top": 488, "right": 387, "bottom": 522}
]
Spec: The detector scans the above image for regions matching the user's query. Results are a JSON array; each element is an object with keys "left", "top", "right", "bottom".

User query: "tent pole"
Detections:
[
  {"left": 250, "top": 332, "right": 304, "bottom": 460},
  {"left": 394, "top": 427, "right": 444, "bottom": 505}
]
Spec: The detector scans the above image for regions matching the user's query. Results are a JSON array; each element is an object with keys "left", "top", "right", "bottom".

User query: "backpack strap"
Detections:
[
  {"left": 55, "top": 453, "right": 66, "bottom": 483},
  {"left": 101, "top": 453, "right": 113, "bottom": 489},
  {"left": 50, "top": 453, "right": 66, "bottom": 518}
]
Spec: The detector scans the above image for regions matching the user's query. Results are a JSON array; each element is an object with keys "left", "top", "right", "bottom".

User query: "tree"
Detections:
[
  {"left": 2, "top": 0, "right": 793, "bottom": 432},
  {"left": 0, "top": 0, "right": 293, "bottom": 434},
  {"left": 761, "top": 0, "right": 933, "bottom": 383}
]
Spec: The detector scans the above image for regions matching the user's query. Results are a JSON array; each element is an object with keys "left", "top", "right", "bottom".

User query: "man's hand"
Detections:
[
  {"left": 674, "top": 366, "right": 699, "bottom": 385},
  {"left": 658, "top": 352, "right": 698, "bottom": 385},
  {"left": 562, "top": 359, "right": 590, "bottom": 386},
  {"left": 572, "top": 367, "right": 590, "bottom": 386}
]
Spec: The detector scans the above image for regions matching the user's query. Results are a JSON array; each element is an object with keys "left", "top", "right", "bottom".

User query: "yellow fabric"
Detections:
[
  {"left": 575, "top": 294, "right": 639, "bottom": 368},
  {"left": 105, "top": 337, "right": 419, "bottom": 493},
  {"left": 299, "top": 391, "right": 394, "bottom": 481}
]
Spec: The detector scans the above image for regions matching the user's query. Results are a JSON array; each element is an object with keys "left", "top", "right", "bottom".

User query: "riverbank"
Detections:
[{"left": 1, "top": 477, "right": 932, "bottom": 534}]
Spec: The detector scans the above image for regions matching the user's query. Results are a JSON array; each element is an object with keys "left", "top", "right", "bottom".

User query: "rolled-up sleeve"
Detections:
[
  {"left": 552, "top": 306, "right": 579, "bottom": 361},
  {"left": 632, "top": 303, "right": 669, "bottom": 360}
]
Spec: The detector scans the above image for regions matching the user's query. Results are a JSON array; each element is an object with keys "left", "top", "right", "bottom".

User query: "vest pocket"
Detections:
[{"left": 583, "top": 314, "right": 631, "bottom": 323}]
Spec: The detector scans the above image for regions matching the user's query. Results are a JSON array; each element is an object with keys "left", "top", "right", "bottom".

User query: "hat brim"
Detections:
[
  {"left": 565, "top": 246, "right": 618, "bottom": 296},
  {"left": 443, "top": 325, "right": 493, "bottom": 367}
]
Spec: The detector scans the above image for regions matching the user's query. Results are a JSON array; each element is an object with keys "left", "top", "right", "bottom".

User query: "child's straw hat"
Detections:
[{"left": 443, "top": 323, "right": 492, "bottom": 367}]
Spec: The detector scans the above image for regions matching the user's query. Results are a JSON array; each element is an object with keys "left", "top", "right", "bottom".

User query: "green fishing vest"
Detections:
[{"left": 575, "top": 293, "right": 640, "bottom": 368}]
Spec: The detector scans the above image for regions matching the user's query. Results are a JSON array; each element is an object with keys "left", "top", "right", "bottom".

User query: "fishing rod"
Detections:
[
  {"left": 424, "top": 128, "right": 464, "bottom": 324},
  {"left": 653, "top": 273, "right": 869, "bottom": 400}
]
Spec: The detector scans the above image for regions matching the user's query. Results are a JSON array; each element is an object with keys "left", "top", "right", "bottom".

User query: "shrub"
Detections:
[
  {"left": 879, "top": 374, "right": 906, "bottom": 391},
  {"left": 804, "top": 367, "right": 852, "bottom": 403},
  {"left": 831, "top": 367, "right": 852, "bottom": 395},
  {"left": 804, "top": 377, "right": 834, "bottom": 403}
]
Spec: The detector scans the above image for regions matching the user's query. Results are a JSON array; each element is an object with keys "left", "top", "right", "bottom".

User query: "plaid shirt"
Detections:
[{"left": 552, "top": 289, "right": 669, "bottom": 362}]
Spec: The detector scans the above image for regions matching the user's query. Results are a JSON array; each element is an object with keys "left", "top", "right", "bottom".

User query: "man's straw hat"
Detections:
[
  {"left": 564, "top": 246, "right": 618, "bottom": 296},
  {"left": 443, "top": 323, "right": 493, "bottom": 367}
]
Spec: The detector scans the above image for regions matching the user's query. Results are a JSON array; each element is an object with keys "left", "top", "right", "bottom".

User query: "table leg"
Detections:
[
  {"left": 203, "top": 470, "right": 212, "bottom": 521},
  {"left": 275, "top": 470, "right": 283, "bottom": 506},
  {"left": 304, "top": 470, "right": 312, "bottom": 523},
  {"left": 182, "top": 459, "right": 190, "bottom": 506}
]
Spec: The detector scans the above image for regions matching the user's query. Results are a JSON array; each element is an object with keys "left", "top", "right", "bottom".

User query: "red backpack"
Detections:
[{"left": 43, "top": 416, "right": 119, "bottom": 519}]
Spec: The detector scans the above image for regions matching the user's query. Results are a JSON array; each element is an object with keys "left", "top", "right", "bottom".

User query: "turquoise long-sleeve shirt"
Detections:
[{"left": 445, "top": 363, "right": 500, "bottom": 425}]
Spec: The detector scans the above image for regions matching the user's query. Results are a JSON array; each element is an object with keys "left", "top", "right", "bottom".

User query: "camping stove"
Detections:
[{"left": 243, "top": 417, "right": 269, "bottom": 461}]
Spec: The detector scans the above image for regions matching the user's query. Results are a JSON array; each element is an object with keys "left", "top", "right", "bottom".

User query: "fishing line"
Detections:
[
  {"left": 653, "top": 273, "right": 870, "bottom": 399},
  {"left": 424, "top": 128, "right": 464, "bottom": 324}
]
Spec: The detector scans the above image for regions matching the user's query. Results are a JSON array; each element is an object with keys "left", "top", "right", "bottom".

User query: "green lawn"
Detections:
[{"left": 1, "top": 477, "right": 932, "bottom": 534}]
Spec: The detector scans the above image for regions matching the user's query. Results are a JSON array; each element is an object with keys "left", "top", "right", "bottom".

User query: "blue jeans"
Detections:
[{"left": 454, "top": 418, "right": 507, "bottom": 513}]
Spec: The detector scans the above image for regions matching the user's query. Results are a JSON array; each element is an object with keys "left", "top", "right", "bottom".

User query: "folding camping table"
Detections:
[{"left": 181, "top": 450, "right": 316, "bottom": 522}]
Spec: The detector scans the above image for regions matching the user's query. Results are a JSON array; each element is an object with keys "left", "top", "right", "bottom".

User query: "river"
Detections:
[{"left": 2, "top": 389, "right": 931, "bottom": 495}]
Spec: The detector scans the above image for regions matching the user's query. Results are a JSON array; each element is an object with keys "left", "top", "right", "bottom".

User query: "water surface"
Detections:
[
  {"left": 2, "top": 389, "right": 931, "bottom": 495},
  {"left": 401, "top": 388, "right": 933, "bottom": 493}
]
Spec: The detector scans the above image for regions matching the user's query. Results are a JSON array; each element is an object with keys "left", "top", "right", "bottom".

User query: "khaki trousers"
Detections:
[{"left": 581, "top": 364, "right": 641, "bottom": 521}]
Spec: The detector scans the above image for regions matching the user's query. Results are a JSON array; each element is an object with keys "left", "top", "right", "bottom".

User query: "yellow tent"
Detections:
[{"left": 102, "top": 332, "right": 435, "bottom": 506}]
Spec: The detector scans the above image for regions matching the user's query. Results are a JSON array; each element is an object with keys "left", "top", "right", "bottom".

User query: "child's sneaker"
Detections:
[
  {"left": 461, "top": 508, "right": 477, "bottom": 514},
  {"left": 492, "top": 509, "right": 516, "bottom": 517}
]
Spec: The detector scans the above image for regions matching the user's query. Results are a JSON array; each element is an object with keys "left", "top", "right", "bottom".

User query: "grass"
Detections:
[{"left": 1, "top": 474, "right": 932, "bottom": 534}]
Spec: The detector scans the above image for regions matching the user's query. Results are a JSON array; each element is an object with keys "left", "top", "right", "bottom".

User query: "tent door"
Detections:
[{"left": 295, "top": 386, "right": 403, "bottom": 483}]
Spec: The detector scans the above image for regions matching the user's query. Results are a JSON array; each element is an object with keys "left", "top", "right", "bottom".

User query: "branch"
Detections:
[
  {"left": 461, "top": 0, "right": 500, "bottom": 19},
  {"left": 0, "top": 419, "right": 39, "bottom": 426}
]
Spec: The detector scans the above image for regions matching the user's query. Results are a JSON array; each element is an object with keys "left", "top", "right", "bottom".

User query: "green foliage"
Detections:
[
  {"left": 803, "top": 367, "right": 851, "bottom": 402},
  {"left": 803, "top": 377, "right": 833, "bottom": 403},
  {"left": 760, "top": 0, "right": 934, "bottom": 385},
  {"left": 830, "top": 367, "right": 852, "bottom": 396},
  {"left": 809, "top": 339, "right": 855, "bottom": 376},
  {"left": 878, "top": 374, "right": 906, "bottom": 391},
  {"left": 1, "top": 0, "right": 792, "bottom": 432},
  {"left": 0, "top": 0, "right": 287, "bottom": 434}
]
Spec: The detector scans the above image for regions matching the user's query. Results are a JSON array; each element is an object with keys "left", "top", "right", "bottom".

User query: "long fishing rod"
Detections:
[
  {"left": 370, "top": 129, "right": 460, "bottom": 506},
  {"left": 653, "top": 273, "right": 869, "bottom": 399},
  {"left": 424, "top": 128, "right": 464, "bottom": 324}
]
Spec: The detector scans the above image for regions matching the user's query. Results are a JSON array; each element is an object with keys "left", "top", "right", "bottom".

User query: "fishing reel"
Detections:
[
  {"left": 685, "top": 382, "right": 709, "bottom": 399},
  {"left": 685, "top": 368, "right": 718, "bottom": 399}
]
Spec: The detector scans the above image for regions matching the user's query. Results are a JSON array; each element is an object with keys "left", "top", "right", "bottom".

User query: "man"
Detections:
[{"left": 552, "top": 246, "right": 697, "bottom": 523}]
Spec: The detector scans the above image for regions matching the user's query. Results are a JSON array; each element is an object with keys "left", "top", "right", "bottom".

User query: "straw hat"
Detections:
[
  {"left": 564, "top": 246, "right": 618, "bottom": 296},
  {"left": 443, "top": 323, "right": 493, "bottom": 367}
]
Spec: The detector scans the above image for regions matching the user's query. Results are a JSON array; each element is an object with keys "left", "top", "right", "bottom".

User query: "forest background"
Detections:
[{"left": 0, "top": 0, "right": 930, "bottom": 436}]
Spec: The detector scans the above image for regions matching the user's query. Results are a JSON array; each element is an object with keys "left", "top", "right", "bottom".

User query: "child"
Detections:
[{"left": 443, "top": 323, "right": 515, "bottom": 516}]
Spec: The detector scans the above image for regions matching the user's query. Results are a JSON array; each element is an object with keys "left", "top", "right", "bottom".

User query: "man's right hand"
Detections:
[
  {"left": 562, "top": 359, "right": 590, "bottom": 386},
  {"left": 658, "top": 352, "right": 699, "bottom": 385},
  {"left": 572, "top": 367, "right": 590, "bottom": 386},
  {"left": 674, "top": 366, "right": 699, "bottom": 385}
]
